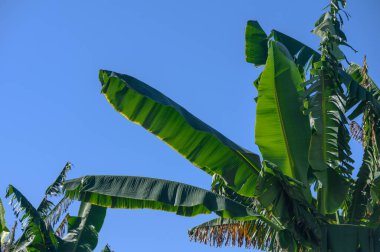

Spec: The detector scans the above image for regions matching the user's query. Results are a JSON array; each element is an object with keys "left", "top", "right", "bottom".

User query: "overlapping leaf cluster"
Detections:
[
  {"left": 60, "top": 0, "right": 380, "bottom": 251},
  {"left": 0, "top": 163, "right": 108, "bottom": 252}
]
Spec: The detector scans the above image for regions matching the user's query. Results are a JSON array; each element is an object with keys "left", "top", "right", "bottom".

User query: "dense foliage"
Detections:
[
  {"left": 0, "top": 163, "right": 107, "bottom": 252},
  {"left": 62, "top": 0, "right": 380, "bottom": 251},
  {"left": 3, "top": 0, "right": 376, "bottom": 251}
]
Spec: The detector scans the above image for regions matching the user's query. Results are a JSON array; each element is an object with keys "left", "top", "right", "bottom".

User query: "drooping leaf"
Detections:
[
  {"left": 245, "top": 21, "right": 268, "bottom": 66},
  {"left": 64, "top": 176, "right": 259, "bottom": 220},
  {"left": 189, "top": 217, "right": 278, "bottom": 251},
  {"left": 59, "top": 202, "right": 106, "bottom": 252},
  {"left": 255, "top": 40, "right": 311, "bottom": 186},
  {"left": 99, "top": 70, "right": 261, "bottom": 197}
]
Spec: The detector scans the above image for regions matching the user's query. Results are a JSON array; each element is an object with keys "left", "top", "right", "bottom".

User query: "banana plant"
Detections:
[
  {"left": 1, "top": 163, "right": 107, "bottom": 252},
  {"left": 64, "top": 0, "right": 380, "bottom": 250}
]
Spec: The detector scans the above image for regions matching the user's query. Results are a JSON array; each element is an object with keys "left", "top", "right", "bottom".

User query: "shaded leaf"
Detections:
[
  {"left": 305, "top": 69, "right": 351, "bottom": 214},
  {"left": 59, "top": 203, "right": 106, "bottom": 252},
  {"left": 64, "top": 176, "right": 259, "bottom": 220},
  {"left": 245, "top": 21, "right": 268, "bottom": 66},
  {"left": 6, "top": 185, "right": 58, "bottom": 251}
]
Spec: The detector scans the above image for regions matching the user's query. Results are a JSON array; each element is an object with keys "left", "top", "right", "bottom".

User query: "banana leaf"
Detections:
[
  {"left": 99, "top": 70, "right": 261, "bottom": 197},
  {"left": 255, "top": 40, "right": 311, "bottom": 186},
  {"left": 245, "top": 21, "right": 320, "bottom": 71},
  {"left": 64, "top": 176, "right": 259, "bottom": 220},
  {"left": 6, "top": 185, "right": 58, "bottom": 252},
  {"left": 58, "top": 203, "right": 106, "bottom": 252},
  {"left": 340, "top": 69, "right": 380, "bottom": 118},
  {"left": 306, "top": 70, "right": 351, "bottom": 214},
  {"left": 245, "top": 21, "right": 268, "bottom": 66}
]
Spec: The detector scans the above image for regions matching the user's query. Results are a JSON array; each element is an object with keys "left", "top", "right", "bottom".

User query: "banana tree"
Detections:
[
  {"left": 64, "top": 0, "right": 380, "bottom": 250},
  {"left": 1, "top": 163, "right": 107, "bottom": 252}
]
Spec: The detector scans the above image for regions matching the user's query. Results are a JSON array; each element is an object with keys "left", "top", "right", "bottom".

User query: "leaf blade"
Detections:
[
  {"left": 255, "top": 40, "right": 311, "bottom": 185},
  {"left": 64, "top": 176, "right": 259, "bottom": 220},
  {"left": 99, "top": 70, "right": 261, "bottom": 197}
]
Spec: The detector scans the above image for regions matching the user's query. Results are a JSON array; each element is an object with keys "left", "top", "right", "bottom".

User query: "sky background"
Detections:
[{"left": 0, "top": 0, "right": 379, "bottom": 251}]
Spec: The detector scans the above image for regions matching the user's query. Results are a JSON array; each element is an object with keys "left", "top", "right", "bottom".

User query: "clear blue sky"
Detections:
[{"left": 0, "top": 1, "right": 379, "bottom": 251}]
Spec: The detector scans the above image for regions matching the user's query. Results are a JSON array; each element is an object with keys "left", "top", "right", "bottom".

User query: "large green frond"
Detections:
[
  {"left": 64, "top": 176, "right": 259, "bottom": 220},
  {"left": 255, "top": 40, "right": 311, "bottom": 186},
  {"left": 99, "top": 70, "right": 261, "bottom": 197}
]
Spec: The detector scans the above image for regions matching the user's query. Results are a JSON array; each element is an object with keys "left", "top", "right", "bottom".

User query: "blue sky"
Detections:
[{"left": 0, "top": 1, "right": 379, "bottom": 251}]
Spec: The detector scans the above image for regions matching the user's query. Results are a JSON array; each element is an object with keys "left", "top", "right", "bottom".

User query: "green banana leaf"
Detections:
[
  {"left": 271, "top": 30, "right": 320, "bottom": 69},
  {"left": 6, "top": 185, "right": 58, "bottom": 252},
  {"left": 58, "top": 202, "right": 106, "bottom": 252},
  {"left": 45, "top": 197, "right": 72, "bottom": 228},
  {"left": 245, "top": 21, "right": 268, "bottom": 66},
  {"left": 255, "top": 40, "right": 311, "bottom": 186},
  {"left": 37, "top": 162, "right": 72, "bottom": 219},
  {"left": 245, "top": 20, "right": 320, "bottom": 71},
  {"left": 99, "top": 70, "right": 261, "bottom": 197},
  {"left": 312, "top": 12, "right": 345, "bottom": 60},
  {"left": 340, "top": 69, "right": 380, "bottom": 118},
  {"left": 64, "top": 175, "right": 259, "bottom": 220},
  {"left": 306, "top": 70, "right": 351, "bottom": 214}
]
